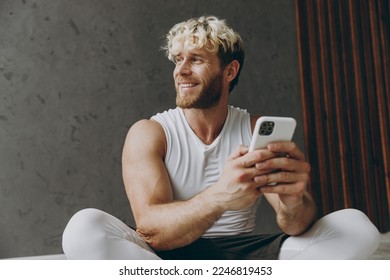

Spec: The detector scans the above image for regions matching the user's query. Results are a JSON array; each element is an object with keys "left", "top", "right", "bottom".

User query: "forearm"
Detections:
[
  {"left": 135, "top": 187, "right": 224, "bottom": 251},
  {"left": 276, "top": 191, "right": 317, "bottom": 236}
]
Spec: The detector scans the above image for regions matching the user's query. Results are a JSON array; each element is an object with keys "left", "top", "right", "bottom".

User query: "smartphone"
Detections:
[
  {"left": 249, "top": 116, "right": 296, "bottom": 152},
  {"left": 249, "top": 116, "right": 296, "bottom": 185}
]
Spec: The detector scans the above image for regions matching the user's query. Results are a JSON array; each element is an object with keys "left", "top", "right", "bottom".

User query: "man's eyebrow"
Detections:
[
  {"left": 190, "top": 50, "right": 207, "bottom": 56},
  {"left": 178, "top": 49, "right": 207, "bottom": 56}
]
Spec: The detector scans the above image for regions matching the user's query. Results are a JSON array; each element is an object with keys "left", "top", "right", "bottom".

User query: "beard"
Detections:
[{"left": 175, "top": 72, "right": 223, "bottom": 109}]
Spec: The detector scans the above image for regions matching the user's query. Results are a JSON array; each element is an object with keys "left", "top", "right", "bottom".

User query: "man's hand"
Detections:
[
  {"left": 254, "top": 141, "right": 311, "bottom": 206},
  {"left": 212, "top": 145, "right": 277, "bottom": 211},
  {"left": 251, "top": 141, "right": 316, "bottom": 235}
]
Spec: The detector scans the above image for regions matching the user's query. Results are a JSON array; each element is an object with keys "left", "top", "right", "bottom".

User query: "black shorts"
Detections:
[{"left": 156, "top": 232, "right": 288, "bottom": 260}]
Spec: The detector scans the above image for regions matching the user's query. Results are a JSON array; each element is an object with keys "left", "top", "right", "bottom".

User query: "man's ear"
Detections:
[{"left": 225, "top": 60, "right": 240, "bottom": 83}]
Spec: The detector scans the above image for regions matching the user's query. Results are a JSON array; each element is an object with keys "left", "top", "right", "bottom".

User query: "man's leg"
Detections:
[
  {"left": 278, "top": 208, "right": 380, "bottom": 259},
  {"left": 62, "top": 208, "right": 161, "bottom": 260}
]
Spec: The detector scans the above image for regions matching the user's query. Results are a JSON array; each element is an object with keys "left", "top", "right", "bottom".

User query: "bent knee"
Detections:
[
  {"left": 331, "top": 209, "right": 378, "bottom": 230},
  {"left": 62, "top": 208, "right": 109, "bottom": 258},
  {"left": 325, "top": 208, "right": 380, "bottom": 256},
  {"left": 63, "top": 208, "right": 107, "bottom": 235},
  {"left": 71, "top": 208, "right": 108, "bottom": 224}
]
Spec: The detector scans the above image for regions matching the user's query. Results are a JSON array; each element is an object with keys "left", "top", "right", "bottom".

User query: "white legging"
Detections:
[{"left": 62, "top": 208, "right": 380, "bottom": 260}]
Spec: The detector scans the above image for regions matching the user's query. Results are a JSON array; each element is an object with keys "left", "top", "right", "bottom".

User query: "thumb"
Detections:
[{"left": 229, "top": 145, "right": 248, "bottom": 160}]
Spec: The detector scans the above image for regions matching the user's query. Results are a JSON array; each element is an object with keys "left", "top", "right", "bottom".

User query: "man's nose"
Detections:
[{"left": 174, "top": 60, "right": 192, "bottom": 75}]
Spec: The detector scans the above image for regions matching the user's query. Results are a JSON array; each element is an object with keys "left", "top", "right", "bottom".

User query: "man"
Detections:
[{"left": 62, "top": 16, "right": 380, "bottom": 259}]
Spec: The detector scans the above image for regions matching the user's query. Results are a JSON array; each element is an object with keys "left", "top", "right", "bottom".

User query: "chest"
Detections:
[{"left": 165, "top": 132, "right": 246, "bottom": 200}]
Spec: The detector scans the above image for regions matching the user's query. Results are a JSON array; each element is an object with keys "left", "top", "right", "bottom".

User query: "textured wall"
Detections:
[{"left": 0, "top": 0, "right": 302, "bottom": 258}]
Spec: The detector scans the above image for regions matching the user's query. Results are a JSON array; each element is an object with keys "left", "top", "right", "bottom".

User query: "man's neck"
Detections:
[{"left": 182, "top": 103, "right": 228, "bottom": 145}]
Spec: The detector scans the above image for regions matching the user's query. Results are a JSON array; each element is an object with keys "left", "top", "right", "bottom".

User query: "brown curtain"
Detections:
[{"left": 295, "top": 0, "right": 390, "bottom": 232}]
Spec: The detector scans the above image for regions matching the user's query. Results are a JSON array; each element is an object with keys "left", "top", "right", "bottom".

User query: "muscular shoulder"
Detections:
[{"left": 123, "top": 119, "right": 166, "bottom": 160}]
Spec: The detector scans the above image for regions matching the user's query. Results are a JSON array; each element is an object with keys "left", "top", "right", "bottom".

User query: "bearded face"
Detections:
[
  {"left": 173, "top": 48, "right": 227, "bottom": 109},
  {"left": 175, "top": 71, "right": 223, "bottom": 109}
]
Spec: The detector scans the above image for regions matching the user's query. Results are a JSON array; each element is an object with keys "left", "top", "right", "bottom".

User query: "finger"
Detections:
[
  {"left": 256, "top": 157, "right": 310, "bottom": 173},
  {"left": 253, "top": 167, "right": 276, "bottom": 176},
  {"left": 254, "top": 171, "right": 309, "bottom": 186},
  {"left": 241, "top": 149, "right": 276, "bottom": 168},
  {"left": 258, "top": 181, "right": 307, "bottom": 195},
  {"left": 267, "top": 142, "right": 305, "bottom": 161},
  {"left": 229, "top": 145, "right": 248, "bottom": 160}
]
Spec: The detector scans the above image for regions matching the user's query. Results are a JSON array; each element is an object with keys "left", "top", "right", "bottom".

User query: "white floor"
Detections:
[{"left": 368, "top": 232, "right": 390, "bottom": 260}]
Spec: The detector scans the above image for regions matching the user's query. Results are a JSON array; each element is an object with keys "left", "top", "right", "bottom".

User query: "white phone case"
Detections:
[{"left": 249, "top": 116, "right": 296, "bottom": 152}]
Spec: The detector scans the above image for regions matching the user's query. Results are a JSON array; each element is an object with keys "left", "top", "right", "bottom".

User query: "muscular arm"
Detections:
[
  {"left": 122, "top": 120, "right": 225, "bottom": 250},
  {"left": 266, "top": 191, "right": 316, "bottom": 236},
  {"left": 123, "top": 119, "right": 277, "bottom": 250},
  {"left": 249, "top": 115, "right": 317, "bottom": 236},
  {"left": 256, "top": 142, "right": 317, "bottom": 235}
]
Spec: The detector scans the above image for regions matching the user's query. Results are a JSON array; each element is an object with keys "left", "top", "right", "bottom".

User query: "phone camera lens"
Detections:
[{"left": 259, "top": 121, "right": 274, "bottom": 135}]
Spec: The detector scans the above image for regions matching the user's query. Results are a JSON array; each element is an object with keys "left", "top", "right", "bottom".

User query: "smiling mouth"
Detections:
[{"left": 179, "top": 83, "right": 198, "bottom": 88}]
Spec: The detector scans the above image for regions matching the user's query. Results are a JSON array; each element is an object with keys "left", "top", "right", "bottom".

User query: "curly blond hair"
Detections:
[{"left": 163, "top": 15, "right": 245, "bottom": 92}]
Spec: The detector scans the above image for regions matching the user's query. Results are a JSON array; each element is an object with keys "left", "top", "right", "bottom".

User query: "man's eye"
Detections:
[{"left": 192, "top": 57, "right": 203, "bottom": 63}]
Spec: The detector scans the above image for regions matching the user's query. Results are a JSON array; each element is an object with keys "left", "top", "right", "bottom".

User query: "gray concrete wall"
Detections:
[{"left": 0, "top": 0, "right": 302, "bottom": 258}]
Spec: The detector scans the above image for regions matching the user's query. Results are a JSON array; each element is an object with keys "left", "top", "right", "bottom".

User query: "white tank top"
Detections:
[{"left": 151, "top": 106, "right": 261, "bottom": 237}]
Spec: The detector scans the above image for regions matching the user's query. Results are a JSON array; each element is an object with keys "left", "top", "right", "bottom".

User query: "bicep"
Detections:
[{"left": 122, "top": 120, "right": 173, "bottom": 221}]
